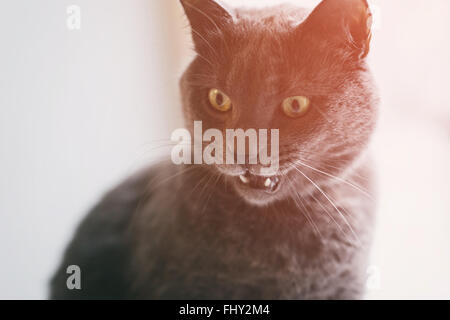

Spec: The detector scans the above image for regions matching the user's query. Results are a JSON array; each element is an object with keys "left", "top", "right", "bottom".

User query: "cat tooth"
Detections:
[
  {"left": 264, "top": 177, "right": 272, "bottom": 188},
  {"left": 239, "top": 174, "right": 249, "bottom": 184}
]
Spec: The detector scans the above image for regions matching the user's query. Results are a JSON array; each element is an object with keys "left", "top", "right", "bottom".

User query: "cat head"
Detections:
[{"left": 179, "top": 0, "right": 378, "bottom": 206}]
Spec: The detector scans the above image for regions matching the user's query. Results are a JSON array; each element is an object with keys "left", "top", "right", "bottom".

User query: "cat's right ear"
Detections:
[
  {"left": 300, "top": 0, "right": 373, "bottom": 59},
  {"left": 180, "top": 0, "right": 233, "bottom": 53}
]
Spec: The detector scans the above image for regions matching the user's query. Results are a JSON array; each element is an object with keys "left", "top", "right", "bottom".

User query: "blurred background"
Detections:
[{"left": 0, "top": 0, "right": 448, "bottom": 299}]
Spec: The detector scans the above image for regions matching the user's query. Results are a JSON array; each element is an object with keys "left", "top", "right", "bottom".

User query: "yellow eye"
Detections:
[
  {"left": 282, "top": 96, "right": 310, "bottom": 118},
  {"left": 208, "top": 89, "right": 232, "bottom": 112}
]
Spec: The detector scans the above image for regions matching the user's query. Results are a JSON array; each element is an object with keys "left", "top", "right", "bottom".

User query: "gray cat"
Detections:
[{"left": 50, "top": 0, "right": 378, "bottom": 299}]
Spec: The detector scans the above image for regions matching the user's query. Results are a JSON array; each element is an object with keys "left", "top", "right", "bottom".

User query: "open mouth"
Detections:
[{"left": 237, "top": 171, "right": 281, "bottom": 193}]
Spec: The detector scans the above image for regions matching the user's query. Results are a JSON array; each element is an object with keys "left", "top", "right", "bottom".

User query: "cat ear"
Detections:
[
  {"left": 180, "top": 0, "right": 233, "bottom": 52},
  {"left": 301, "top": 0, "right": 373, "bottom": 59}
]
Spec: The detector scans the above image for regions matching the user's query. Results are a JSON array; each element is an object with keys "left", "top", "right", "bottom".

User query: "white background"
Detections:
[{"left": 0, "top": 0, "right": 449, "bottom": 299}]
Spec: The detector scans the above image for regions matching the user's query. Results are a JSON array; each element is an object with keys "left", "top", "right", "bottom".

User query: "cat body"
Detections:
[
  {"left": 51, "top": 0, "right": 378, "bottom": 300},
  {"left": 51, "top": 159, "right": 375, "bottom": 299}
]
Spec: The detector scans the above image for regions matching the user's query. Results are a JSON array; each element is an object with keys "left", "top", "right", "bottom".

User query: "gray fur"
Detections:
[{"left": 50, "top": 0, "right": 378, "bottom": 300}]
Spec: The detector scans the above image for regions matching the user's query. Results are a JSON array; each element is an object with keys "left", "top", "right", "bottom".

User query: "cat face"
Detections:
[{"left": 180, "top": 0, "right": 378, "bottom": 206}]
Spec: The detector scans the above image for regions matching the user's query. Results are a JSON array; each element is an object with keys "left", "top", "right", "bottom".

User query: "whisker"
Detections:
[
  {"left": 150, "top": 165, "right": 199, "bottom": 192},
  {"left": 288, "top": 162, "right": 361, "bottom": 246},
  {"left": 287, "top": 176, "right": 323, "bottom": 239},
  {"left": 200, "top": 172, "right": 222, "bottom": 215},
  {"left": 294, "top": 158, "right": 373, "bottom": 200},
  {"left": 195, "top": 170, "right": 218, "bottom": 212},
  {"left": 309, "top": 192, "right": 354, "bottom": 244}
]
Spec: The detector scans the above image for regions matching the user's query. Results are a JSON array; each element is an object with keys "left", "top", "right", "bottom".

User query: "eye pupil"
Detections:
[
  {"left": 282, "top": 96, "right": 310, "bottom": 118},
  {"left": 216, "top": 93, "right": 224, "bottom": 106},
  {"left": 209, "top": 89, "right": 232, "bottom": 112},
  {"left": 291, "top": 99, "right": 300, "bottom": 112}
]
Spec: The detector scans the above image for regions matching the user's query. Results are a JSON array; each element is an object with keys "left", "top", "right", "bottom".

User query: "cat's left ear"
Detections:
[
  {"left": 180, "top": 0, "right": 233, "bottom": 52},
  {"left": 300, "top": 0, "right": 373, "bottom": 59}
]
